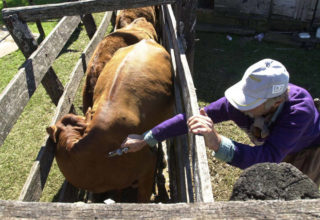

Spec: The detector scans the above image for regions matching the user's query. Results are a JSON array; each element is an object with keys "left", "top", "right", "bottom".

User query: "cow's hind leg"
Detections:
[{"left": 137, "top": 170, "right": 156, "bottom": 203}]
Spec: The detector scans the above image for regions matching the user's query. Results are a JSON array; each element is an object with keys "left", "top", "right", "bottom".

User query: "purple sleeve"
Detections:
[
  {"left": 151, "top": 113, "right": 188, "bottom": 142},
  {"left": 152, "top": 97, "right": 234, "bottom": 142},
  {"left": 229, "top": 104, "right": 315, "bottom": 169},
  {"left": 205, "top": 97, "right": 252, "bottom": 128}
]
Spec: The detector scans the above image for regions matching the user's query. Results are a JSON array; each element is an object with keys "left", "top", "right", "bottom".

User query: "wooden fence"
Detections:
[
  {"left": 197, "top": 0, "right": 320, "bottom": 32},
  {"left": 198, "top": 0, "right": 320, "bottom": 22},
  {"left": 0, "top": 0, "right": 319, "bottom": 218},
  {"left": 0, "top": 0, "right": 212, "bottom": 204}
]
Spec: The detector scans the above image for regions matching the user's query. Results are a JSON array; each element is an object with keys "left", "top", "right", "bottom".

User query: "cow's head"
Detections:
[
  {"left": 115, "top": 6, "right": 156, "bottom": 30},
  {"left": 126, "top": 17, "right": 158, "bottom": 41},
  {"left": 47, "top": 110, "right": 92, "bottom": 151}
]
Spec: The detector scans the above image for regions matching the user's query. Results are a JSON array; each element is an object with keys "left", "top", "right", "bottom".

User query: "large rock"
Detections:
[{"left": 230, "top": 162, "right": 320, "bottom": 201}]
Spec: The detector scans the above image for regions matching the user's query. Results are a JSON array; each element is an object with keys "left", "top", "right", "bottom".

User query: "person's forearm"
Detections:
[
  {"left": 203, "top": 130, "right": 221, "bottom": 152},
  {"left": 151, "top": 113, "right": 188, "bottom": 142}
]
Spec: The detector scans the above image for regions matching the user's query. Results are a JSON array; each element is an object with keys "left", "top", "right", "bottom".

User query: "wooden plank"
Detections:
[
  {"left": 3, "top": 13, "right": 38, "bottom": 57},
  {"left": 0, "top": 199, "right": 320, "bottom": 219},
  {"left": 0, "top": 16, "right": 81, "bottom": 147},
  {"left": 301, "top": 0, "right": 319, "bottom": 21},
  {"left": 2, "top": 0, "right": 176, "bottom": 22},
  {"left": 272, "top": 0, "right": 296, "bottom": 18},
  {"left": 163, "top": 4, "right": 214, "bottom": 203},
  {"left": 214, "top": 0, "right": 288, "bottom": 18},
  {"left": 66, "top": 0, "right": 97, "bottom": 39},
  {"left": 161, "top": 12, "right": 193, "bottom": 202},
  {"left": 174, "top": 0, "right": 198, "bottom": 73},
  {"left": 27, "top": 0, "right": 45, "bottom": 42},
  {"left": 310, "top": 0, "right": 320, "bottom": 26},
  {"left": 3, "top": 14, "right": 70, "bottom": 107},
  {"left": 81, "top": 14, "right": 97, "bottom": 39},
  {"left": 214, "top": 0, "right": 270, "bottom": 15},
  {"left": 196, "top": 24, "right": 256, "bottom": 35},
  {"left": 19, "top": 12, "right": 113, "bottom": 202}
]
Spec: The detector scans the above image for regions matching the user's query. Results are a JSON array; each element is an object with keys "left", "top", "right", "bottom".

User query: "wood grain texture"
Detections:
[
  {"left": 163, "top": 4, "right": 214, "bottom": 203},
  {"left": 0, "top": 16, "right": 81, "bottom": 147},
  {"left": 2, "top": 0, "right": 175, "bottom": 22},
  {"left": 0, "top": 199, "right": 319, "bottom": 219}
]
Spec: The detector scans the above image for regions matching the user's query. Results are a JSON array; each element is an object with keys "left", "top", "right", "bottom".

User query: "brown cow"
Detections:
[
  {"left": 115, "top": 6, "right": 156, "bottom": 30},
  {"left": 82, "top": 17, "right": 158, "bottom": 114},
  {"left": 47, "top": 39, "right": 174, "bottom": 202}
]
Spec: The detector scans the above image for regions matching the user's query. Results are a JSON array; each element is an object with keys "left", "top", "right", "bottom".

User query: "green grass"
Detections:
[{"left": 194, "top": 32, "right": 320, "bottom": 200}]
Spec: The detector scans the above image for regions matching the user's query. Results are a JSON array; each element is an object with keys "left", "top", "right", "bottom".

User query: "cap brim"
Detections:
[{"left": 225, "top": 81, "right": 267, "bottom": 111}]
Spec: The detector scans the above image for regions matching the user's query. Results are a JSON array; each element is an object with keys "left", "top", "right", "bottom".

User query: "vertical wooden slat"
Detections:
[
  {"left": 174, "top": 0, "right": 198, "bottom": 74},
  {"left": 66, "top": 0, "right": 97, "bottom": 39},
  {"left": 160, "top": 6, "right": 194, "bottom": 202},
  {"left": 27, "top": 0, "right": 46, "bottom": 42},
  {"left": 163, "top": 4, "right": 214, "bottom": 203},
  {"left": 310, "top": 0, "right": 320, "bottom": 27},
  {"left": 81, "top": 14, "right": 97, "bottom": 39}
]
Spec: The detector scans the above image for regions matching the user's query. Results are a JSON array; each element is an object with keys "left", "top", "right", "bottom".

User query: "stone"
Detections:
[{"left": 230, "top": 162, "right": 320, "bottom": 201}]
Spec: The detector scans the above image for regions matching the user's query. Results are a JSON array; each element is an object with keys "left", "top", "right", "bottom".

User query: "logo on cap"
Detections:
[{"left": 272, "top": 84, "right": 284, "bottom": 94}]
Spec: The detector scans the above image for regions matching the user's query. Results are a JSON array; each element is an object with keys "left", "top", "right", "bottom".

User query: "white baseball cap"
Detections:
[{"left": 225, "top": 58, "right": 289, "bottom": 111}]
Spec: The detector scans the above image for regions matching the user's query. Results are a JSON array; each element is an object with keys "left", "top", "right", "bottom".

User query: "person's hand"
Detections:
[
  {"left": 121, "top": 134, "right": 148, "bottom": 153},
  {"left": 187, "top": 108, "right": 214, "bottom": 135},
  {"left": 187, "top": 108, "right": 221, "bottom": 151}
]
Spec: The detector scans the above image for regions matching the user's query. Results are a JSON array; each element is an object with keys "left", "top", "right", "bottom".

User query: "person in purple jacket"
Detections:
[{"left": 121, "top": 58, "right": 320, "bottom": 186}]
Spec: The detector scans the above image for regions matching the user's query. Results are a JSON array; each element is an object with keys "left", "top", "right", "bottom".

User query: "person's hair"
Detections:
[{"left": 264, "top": 88, "right": 289, "bottom": 110}]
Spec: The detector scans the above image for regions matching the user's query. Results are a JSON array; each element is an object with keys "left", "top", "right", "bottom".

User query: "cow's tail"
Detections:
[{"left": 153, "top": 142, "right": 169, "bottom": 202}]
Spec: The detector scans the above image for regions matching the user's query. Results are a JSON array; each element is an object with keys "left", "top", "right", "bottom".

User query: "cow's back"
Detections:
[
  {"left": 55, "top": 39, "right": 173, "bottom": 198},
  {"left": 82, "top": 18, "right": 157, "bottom": 113}
]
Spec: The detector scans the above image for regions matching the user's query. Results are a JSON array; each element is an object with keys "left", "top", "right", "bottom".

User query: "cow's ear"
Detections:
[{"left": 47, "top": 125, "right": 58, "bottom": 143}]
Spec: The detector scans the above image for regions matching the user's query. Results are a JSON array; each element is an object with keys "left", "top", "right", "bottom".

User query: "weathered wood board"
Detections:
[
  {"left": 0, "top": 199, "right": 319, "bottom": 219},
  {"left": 2, "top": 0, "right": 175, "bottom": 22},
  {"left": 163, "top": 4, "right": 214, "bottom": 203},
  {"left": 212, "top": 0, "right": 320, "bottom": 21},
  {"left": 0, "top": 16, "right": 81, "bottom": 147}
]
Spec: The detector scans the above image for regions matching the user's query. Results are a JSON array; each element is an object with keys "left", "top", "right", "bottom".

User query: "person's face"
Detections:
[
  {"left": 242, "top": 97, "right": 285, "bottom": 118},
  {"left": 242, "top": 103, "right": 269, "bottom": 118}
]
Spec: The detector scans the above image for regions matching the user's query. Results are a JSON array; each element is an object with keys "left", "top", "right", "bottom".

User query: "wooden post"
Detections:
[
  {"left": 163, "top": 5, "right": 214, "bottom": 203},
  {"left": 81, "top": 14, "right": 97, "bottom": 39},
  {"left": 3, "top": 14, "right": 72, "bottom": 108},
  {"left": 67, "top": 0, "right": 97, "bottom": 39},
  {"left": 175, "top": 0, "right": 198, "bottom": 74},
  {"left": 27, "top": 0, "right": 46, "bottom": 42}
]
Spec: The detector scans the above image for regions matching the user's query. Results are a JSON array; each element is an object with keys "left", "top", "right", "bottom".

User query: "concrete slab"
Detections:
[
  {"left": 0, "top": 25, "right": 40, "bottom": 58},
  {"left": 0, "top": 25, "right": 18, "bottom": 57}
]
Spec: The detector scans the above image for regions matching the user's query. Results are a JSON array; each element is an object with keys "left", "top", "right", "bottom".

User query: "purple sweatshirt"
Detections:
[{"left": 150, "top": 83, "right": 320, "bottom": 169}]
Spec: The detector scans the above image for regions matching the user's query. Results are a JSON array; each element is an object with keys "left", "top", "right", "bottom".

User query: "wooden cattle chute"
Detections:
[
  {"left": 0, "top": 0, "right": 212, "bottom": 204},
  {"left": 0, "top": 0, "right": 319, "bottom": 218}
]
